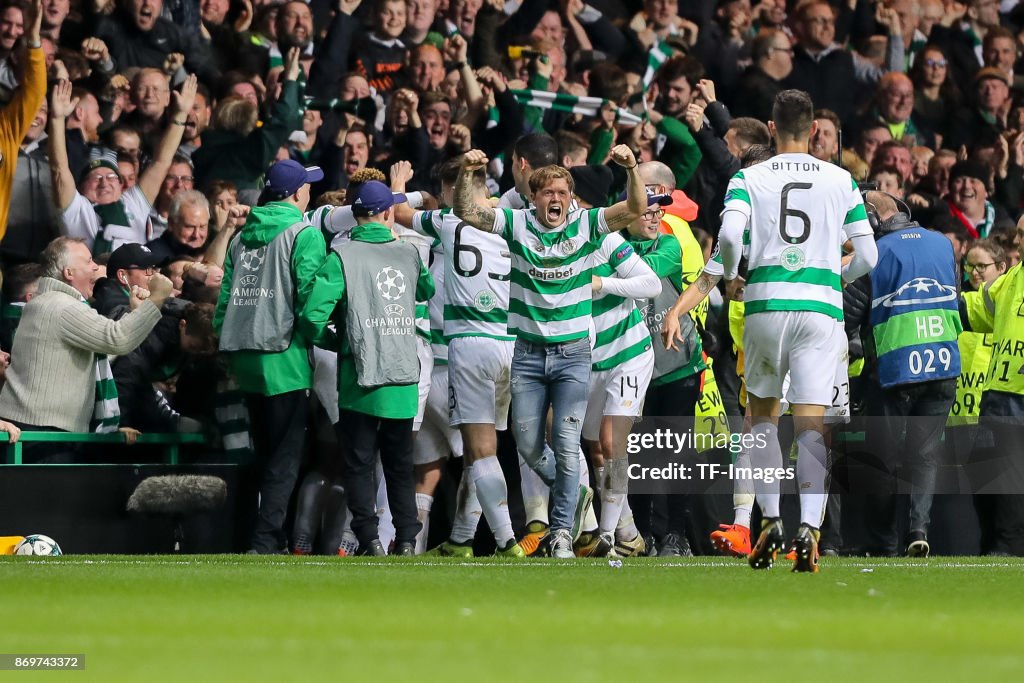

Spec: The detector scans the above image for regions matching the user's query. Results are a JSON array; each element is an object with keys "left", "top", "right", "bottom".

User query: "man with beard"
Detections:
[
  {"left": 94, "top": 0, "right": 219, "bottom": 84},
  {"left": 809, "top": 109, "right": 840, "bottom": 163}
]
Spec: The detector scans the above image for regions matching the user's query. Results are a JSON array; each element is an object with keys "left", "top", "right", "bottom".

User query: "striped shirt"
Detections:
[
  {"left": 722, "top": 153, "right": 871, "bottom": 321},
  {"left": 414, "top": 209, "right": 514, "bottom": 342},
  {"left": 591, "top": 232, "right": 655, "bottom": 371},
  {"left": 488, "top": 207, "right": 610, "bottom": 344}
]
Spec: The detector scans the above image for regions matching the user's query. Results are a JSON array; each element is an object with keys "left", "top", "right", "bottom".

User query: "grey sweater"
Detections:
[{"left": 0, "top": 277, "right": 162, "bottom": 432}]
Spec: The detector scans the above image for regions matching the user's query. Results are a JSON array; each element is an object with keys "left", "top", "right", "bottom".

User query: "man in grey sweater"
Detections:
[{"left": 0, "top": 237, "right": 171, "bottom": 462}]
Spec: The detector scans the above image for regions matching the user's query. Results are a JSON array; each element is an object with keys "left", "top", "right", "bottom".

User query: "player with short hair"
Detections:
[
  {"left": 714, "top": 89, "right": 877, "bottom": 572},
  {"left": 403, "top": 157, "right": 525, "bottom": 557},
  {"left": 453, "top": 145, "right": 649, "bottom": 558}
]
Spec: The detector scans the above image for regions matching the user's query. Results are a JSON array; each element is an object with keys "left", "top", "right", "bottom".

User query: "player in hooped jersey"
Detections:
[
  {"left": 453, "top": 145, "right": 650, "bottom": 558},
  {"left": 403, "top": 157, "right": 526, "bottom": 558},
  {"left": 715, "top": 90, "right": 877, "bottom": 572}
]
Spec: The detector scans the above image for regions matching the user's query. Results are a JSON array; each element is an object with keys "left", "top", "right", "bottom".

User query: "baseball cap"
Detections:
[
  {"left": 352, "top": 180, "right": 407, "bottom": 217},
  {"left": 264, "top": 159, "right": 324, "bottom": 197},
  {"left": 618, "top": 186, "right": 674, "bottom": 206},
  {"left": 107, "top": 243, "right": 164, "bottom": 273}
]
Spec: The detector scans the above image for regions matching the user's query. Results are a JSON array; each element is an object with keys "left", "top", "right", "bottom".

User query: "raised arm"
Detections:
[
  {"left": 453, "top": 149, "right": 496, "bottom": 232},
  {"left": 662, "top": 271, "right": 722, "bottom": 350},
  {"left": 602, "top": 144, "right": 645, "bottom": 231},
  {"left": 138, "top": 74, "right": 198, "bottom": 204},
  {"left": 47, "top": 79, "right": 79, "bottom": 211}
]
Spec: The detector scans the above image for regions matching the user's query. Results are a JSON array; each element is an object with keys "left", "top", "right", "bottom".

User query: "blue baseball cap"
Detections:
[
  {"left": 618, "top": 186, "right": 673, "bottom": 206},
  {"left": 352, "top": 180, "right": 407, "bottom": 216},
  {"left": 265, "top": 160, "right": 324, "bottom": 197}
]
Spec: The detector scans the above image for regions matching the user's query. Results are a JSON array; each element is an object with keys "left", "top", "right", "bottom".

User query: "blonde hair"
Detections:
[
  {"left": 214, "top": 96, "right": 258, "bottom": 136},
  {"left": 528, "top": 165, "right": 575, "bottom": 195}
]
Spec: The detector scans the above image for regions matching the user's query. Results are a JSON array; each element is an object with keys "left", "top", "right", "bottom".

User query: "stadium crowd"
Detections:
[{"left": 1, "top": 0, "right": 1023, "bottom": 562}]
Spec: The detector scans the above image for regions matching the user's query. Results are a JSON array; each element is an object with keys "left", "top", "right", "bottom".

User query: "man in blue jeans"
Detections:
[{"left": 453, "top": 145, "right": 648, "bottom": 557}]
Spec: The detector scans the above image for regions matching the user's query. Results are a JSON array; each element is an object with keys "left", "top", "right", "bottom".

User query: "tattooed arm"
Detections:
[
  {"left": 661, "top": 271, "right": 723, "bottom": 351},
  {"left": 602, "top": 144, "right": 646, "bottom": 232},
  {"left": 454, "top": 149, "right": 497, "bottom": 233}
]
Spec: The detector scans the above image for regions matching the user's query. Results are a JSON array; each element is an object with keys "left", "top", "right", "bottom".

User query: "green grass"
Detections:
[{"left": 2, "top": 556, "right": 1023, "bottom": 682}]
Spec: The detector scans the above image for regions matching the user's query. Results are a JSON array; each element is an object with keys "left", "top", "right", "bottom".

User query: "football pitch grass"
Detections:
[{"left": 2, "top": 555, "right": 1023, "bottom": 682}]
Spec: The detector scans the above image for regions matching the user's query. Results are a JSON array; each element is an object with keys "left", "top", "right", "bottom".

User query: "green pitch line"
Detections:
[{"left": 2, "top": 556, "right": 1023, "bottom": 683}]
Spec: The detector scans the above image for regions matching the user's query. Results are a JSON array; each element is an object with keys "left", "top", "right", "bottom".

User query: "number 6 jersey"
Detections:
[
  {"left": 722, "top": 152, "right": 872, "bottom": 322},
  {"left": 413, "top": 208, "right": 514, "bottom": 342}
]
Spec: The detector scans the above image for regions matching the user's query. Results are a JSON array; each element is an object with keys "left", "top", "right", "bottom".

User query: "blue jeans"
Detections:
[{"left": 510, "top": 338, "right": 591, "bottom": 532}]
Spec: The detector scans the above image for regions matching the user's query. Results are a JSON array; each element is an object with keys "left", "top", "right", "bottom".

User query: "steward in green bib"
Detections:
[
  {"left": 300, "top": 180, "right": 434, "bottom": 557},
  {"left": 214, "top": 159, "right": 327, "bottom": 554}
]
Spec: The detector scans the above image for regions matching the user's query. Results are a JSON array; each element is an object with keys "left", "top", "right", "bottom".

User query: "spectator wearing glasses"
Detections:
[
  {"left": 93, "top": 242, "right": 165, "bottom": 319},
  {"left": 785, "top": 0, "right": 903, "bottom": 127},
  {"left": 910, "top": 44, "right": 961, "bottom": 148},
  {"left": 49, "top": 76, "right": 198, "bottom": 255},
  {"left": 150, "top": 155, "right": 195, "bottom": 235},
  {"left": 856, "top": 72, "right": 934, "bottom": 149},
  {"left": 731, "top": 29, "right": 794, "bottom": 123}
]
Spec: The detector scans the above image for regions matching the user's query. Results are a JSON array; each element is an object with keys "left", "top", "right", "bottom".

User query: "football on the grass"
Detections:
[{"left": 14, "top": 534, "right": 62, "bottom": 556}]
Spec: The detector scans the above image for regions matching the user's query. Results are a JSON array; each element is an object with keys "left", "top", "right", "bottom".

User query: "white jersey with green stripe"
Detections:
[
  {"left": 394, "top": 224, "right": 433, "bottom": 341},
  {"left": 413, "top": 208, "right": 513, "bottom": 341},
  {"left": 722, "top": 153, "right": 871, "bottom": 321},
  {"left": 426, "top": 239, "right": 448, "bottom": 363},
  {"left": 489, "top": 206, "right": 610, "bottom": 344},
  {"left": 591, "top": 232, "right": 655, "bottom": 371}
]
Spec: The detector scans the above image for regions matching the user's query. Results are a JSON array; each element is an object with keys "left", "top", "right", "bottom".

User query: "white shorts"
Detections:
[
  {"left": 582, "top": 348, "right": 654, "bottom": 441},
  {"left": 413, "top": 336, "right": 433, "bottom": 430},
  {"left": 413, "top": 364, "right": 464, "bottom": 464},
  {"left": 448, "top": 336, "right": 513, "bottom": 429},
  {"left": 780, "top": 350, "right": 851, "bottom": 424},
  {"left": 744, "top": 311, "right": 843, "bottom": 407}
]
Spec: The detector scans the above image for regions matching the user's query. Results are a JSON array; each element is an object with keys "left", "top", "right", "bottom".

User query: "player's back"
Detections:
[{"left": 737, "top": 152, "right": 861, "bottom": 321}]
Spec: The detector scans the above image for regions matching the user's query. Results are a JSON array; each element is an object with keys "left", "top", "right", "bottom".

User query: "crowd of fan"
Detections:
[{"left": 0, "top": 0, "right": 1022, "bottom": 554}]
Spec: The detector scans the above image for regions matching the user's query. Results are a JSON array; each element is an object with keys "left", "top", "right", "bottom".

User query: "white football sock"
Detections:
[
  {"left": 616, "top": 498, "right": 640, "bottom": 541},
  {"left": 470, "top": 456, "right": 516, "bottom": 547},
  {"left": 578, "top": 446, "right": 598, "bottom": 531},
  {"left": 375, "top": 459, "right": 395, "bottom": 549},
  {"left": 732, "top": 444, "right": 754, "bottom": 528},
  {"left": 520, "top": 454, "right": 549, "bottom": 525},
  {"left": 450, "top": 468, "right": 482, "bottom": 544},
  {"left": 414, "top": 493, "right": 433, "bottom": 554},
  {"left": 749, "top": 422, "right": 782, "bottom": 519},
  {"left": 796, "top": 429, "right": 828, "bottom": 529},
  {"left": 599, "top": 458, "right": 629, "bottom": 535}
]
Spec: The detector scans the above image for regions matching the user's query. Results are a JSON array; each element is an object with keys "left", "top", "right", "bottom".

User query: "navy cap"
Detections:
[
  {"left": 107, "top": 243, "right": 164, "bottom": 273},
  {"left": 265, "top": 160, "right": 324, "bottom": 197},
  {"left": 618, "top": 186, "right": 673, "bottom": 206},
  {"left": 352, "top": 180, "right": 407, "bottom": 216}
]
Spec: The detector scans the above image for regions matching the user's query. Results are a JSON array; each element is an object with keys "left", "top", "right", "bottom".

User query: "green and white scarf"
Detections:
[
  {"left": 510, "top": 90, "right": 643, "bottom": 126},
  {"left": 643, "top": 38, "right": 677, "bottom": 89},
  {"left": 92, "top": 354, "right": 120, "bottom": 433},
  {"left": 215, "top": 376, "right": 253, "bottom": 462}
]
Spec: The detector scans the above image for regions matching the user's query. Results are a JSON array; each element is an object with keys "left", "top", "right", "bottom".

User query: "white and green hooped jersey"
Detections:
[
  {"left": 393, "top": 223, "right": 433, "bottom": 341},
  {"left": 591, "top": 232, "right": 655, "bottom": 372},
  {"left": 722, "top": 153, "right": 871, "bottom": 321},
  {"left": 426, "top": 239, "right": 448, "bottom": 364},
  {"left": 414, "top": 209, "right": 514, "bottom": 342},
  {"left": 489, "top": 206, "right": 610, "bottom": 344}
]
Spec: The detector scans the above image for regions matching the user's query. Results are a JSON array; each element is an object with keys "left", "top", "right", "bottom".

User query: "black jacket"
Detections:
[
  {"left": 785, "top": 45, "right": 858, "bottom": 126},
  {"left": 94, "top": 11, "right": 220, "bottom": 86},
  {"left": 93, "top": 277, "right": 131, "bottom": 321},
  {"left": 729, "top": 66, "right": 782, "bottom": 123},
  {"left": 146, "top": 231, "right": 204, "bottom": 264},
  {"left": 111, "top": 299, "right": 189, "bottom": 431}
]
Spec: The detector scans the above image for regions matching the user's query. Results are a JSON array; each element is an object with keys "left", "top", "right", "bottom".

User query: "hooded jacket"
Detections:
[{"left": 214, "top": 201, "right": 326, "bottom": 396}]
